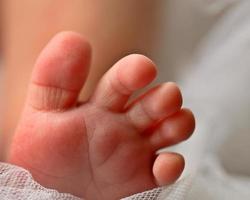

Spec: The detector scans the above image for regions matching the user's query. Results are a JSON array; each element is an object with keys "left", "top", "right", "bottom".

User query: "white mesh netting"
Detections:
[
  {"left": 121, "top": 177, "right": 192, "bottom": 200},
  {"left": 0, "top": 162, "right": 80, "bottom": 200},
  {"left": 0, "top": 162, "right": 192, "bottom": 200}
]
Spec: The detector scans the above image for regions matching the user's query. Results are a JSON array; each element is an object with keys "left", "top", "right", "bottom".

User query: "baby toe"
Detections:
[
  {"left": 153, "top": 153, "right": 185, "bottom": 186},
  {"left": 126, "top": 82, "right": 182, "bottom": 132},
  {"left": 149, "top": 108, "right": 195, "bottom": 150},
  {"left": 89, "top": 54, "right": 157, "bottom": 111},
  {"left": 28, "top": 31, "right": 91, "bottom": 111}
]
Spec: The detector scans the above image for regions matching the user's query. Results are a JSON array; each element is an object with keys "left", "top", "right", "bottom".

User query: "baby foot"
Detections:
[{"left": 8, "top": 32, "right": 195, "bottom": 200}]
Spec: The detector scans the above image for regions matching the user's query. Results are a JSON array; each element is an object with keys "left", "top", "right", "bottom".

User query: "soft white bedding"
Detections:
[{"left": 175, "top": 1, "right": 250, "bottom": 199}]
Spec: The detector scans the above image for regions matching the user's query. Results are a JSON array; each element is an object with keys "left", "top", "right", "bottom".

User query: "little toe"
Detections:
[
  {"left": 126, "top": 82, "right": 182, "bottom": 131},
  {"left": 150, "top": 108, "right": 195, "bottom": 150},
  {"left": 153, "top": 153, "right": 185, "bottom": 186},
  {"left": 28, "top": 31, "right": 91, "bottom": 111},
  {"left": 89, "top": 54, "right": 157, "bottom": 111}
]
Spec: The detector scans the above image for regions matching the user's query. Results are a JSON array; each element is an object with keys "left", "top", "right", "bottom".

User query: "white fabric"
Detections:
[
  {"left": 0, "top": 162, "right": 80, "bottom": 200},
  {"left": 0, "top": 162, "right": 192, "bottom": 200},
  {"left": 173, "top": 0, "right": 250, "bottom": 199}
]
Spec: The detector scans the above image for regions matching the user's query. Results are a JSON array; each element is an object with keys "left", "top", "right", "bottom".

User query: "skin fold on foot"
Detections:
[{"left": 8, "top": 32, "right": 195, "bottom": 200}]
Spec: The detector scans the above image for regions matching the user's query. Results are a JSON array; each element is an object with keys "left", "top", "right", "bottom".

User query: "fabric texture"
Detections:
[
  {"left": 0, "top": 162, "right": 80, "bottom": 200},
  {"left": 0, "top": 162, "right": 192, "bottom": 200},
  {"left": 176, "top": 0, "right": 250, "bottom": 199}
]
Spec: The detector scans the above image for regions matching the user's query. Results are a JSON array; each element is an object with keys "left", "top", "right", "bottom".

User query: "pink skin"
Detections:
[{"left": 8, "top": 32, "right": 195, "bottom": 200}]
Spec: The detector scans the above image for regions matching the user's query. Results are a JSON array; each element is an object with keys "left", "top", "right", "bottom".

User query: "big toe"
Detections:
[{"left": 27, "top": 31, "right": 91, "bottom": 111}]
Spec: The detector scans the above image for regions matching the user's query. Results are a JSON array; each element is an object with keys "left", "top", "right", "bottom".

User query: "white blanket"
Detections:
[{"left": 175, "top": 1, "right": 250, "bottom": 199}]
